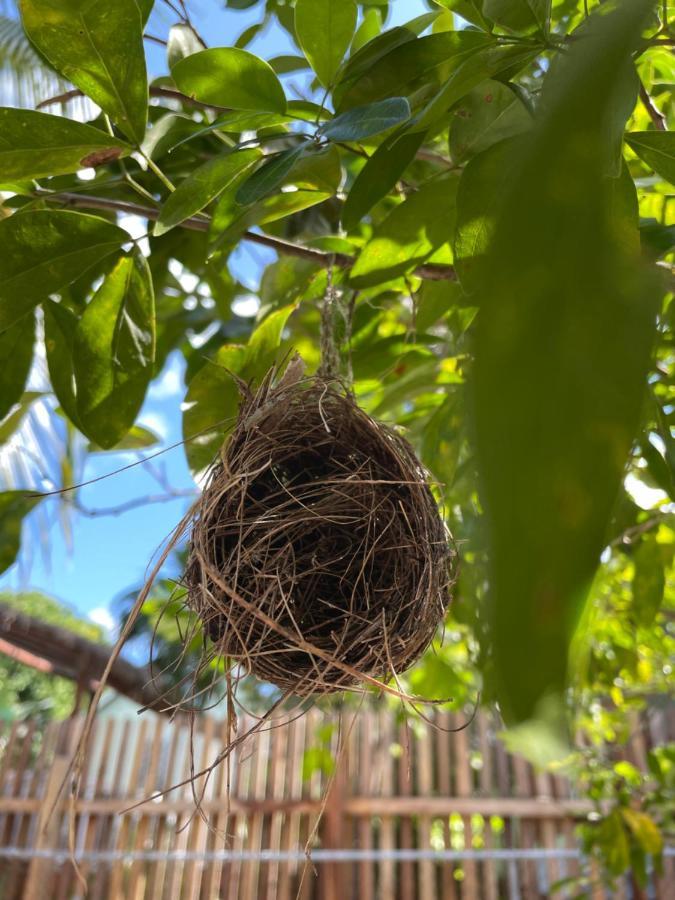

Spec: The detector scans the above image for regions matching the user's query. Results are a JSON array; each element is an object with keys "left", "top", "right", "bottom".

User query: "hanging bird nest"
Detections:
[{"left": 184, "top": 363, "right": 456, "bottom": 697}]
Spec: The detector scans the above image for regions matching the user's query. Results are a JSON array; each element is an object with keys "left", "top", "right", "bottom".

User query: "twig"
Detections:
[
  {"left": 31, "top": 189, "right": 458, "bottom": 281},
  {"left": 73, "top": 490, "right": 197, "bottom": 518},
  {"left": 639, "top": 82, "right": 667, "bottom": 131},
  {"left": 37, "top": 86, "right": 231, "bottom": 113},
  {"left": 144, "top": 33, "right": 168, "bottom": 47}
]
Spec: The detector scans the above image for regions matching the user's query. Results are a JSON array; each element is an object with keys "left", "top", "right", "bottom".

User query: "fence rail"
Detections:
[{"left": 0, "top": 707, "right": 671, "bottom": 899}]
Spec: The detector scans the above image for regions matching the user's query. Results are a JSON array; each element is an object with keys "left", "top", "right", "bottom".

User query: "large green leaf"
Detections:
[
  {"left": 471, "top": 0, "right": 658, "bottom": 727},
  {"left": 319, "top": 97, "right": 410, "bottom": 142},
  {"left": 335, "top": 30, "right": 492, "bottom": 112},
  {"left": 350, "top": 175, "right": 459, "bottom": 288},
  {"left": 0, "top": 210, "right": 128, "bottom": 331},
  {"left": 0, "top": 108, "right": 131, "bottom": 180},
  {"left": 43, "top": 299, "right": 81, "bottom": 428},
  {"left": 412, "top": 44, "right": 538, "bottom": 132},
  {"left": 632, "top": 537, "right": 666, "bottom": 628},
  {"left": 20, "top": 0, "right": 148, "bottom": 144},
  {"left": 341, "top": 129, "right": 426, "bottom": 232},
  {"left": 483, "top": 0, "right": 550, "bottom": 33},
  {"left": 0, "top": 311, "right": 35, "bottom": 421},
  {"left": 155, "top": 148, "right": 262, "bottom": 236},
  {"left": 453, "top": 136, "right": 518, "bottom": 296},
  {"left": 625, "top": 131, "right": 675, "bottom": 185},
  {"left": 448, "top": 80, "right": 531, "bottom": 163},
  {"left": 0, "top": 491, "right": 44, "bottom": 574},
  {"left": 74, "top": 252, "right": 155, "bottom": 448},
  {"left": 183, "top": 305, "right": 296, "bottom": 473},
  {"left": 172, "top": 48, "right": 286, "bottom": 113},
  {"left": 295, "top": 0, "right": 356, "bottom": 88}
]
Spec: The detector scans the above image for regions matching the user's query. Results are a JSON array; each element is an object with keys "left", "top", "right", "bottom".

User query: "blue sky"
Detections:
[{"left": 0, "top": 1, "right": 429, "bottom": 631}]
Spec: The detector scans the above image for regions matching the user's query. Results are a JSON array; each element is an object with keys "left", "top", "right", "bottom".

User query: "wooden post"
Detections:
[
  {"left": 24, "top": 750, "right": 70, "bottom": 900},
  {"left": 320, "top": 740, "right": 347, "bottom": 900}
]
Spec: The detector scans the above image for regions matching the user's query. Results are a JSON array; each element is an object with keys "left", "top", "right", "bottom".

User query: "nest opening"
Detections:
[{"left": 185, "top": 373, "right": 456, "bottom": 697}]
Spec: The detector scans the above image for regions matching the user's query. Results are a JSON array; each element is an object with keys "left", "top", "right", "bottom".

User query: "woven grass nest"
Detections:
[{"left": 184, "top": 362, "right": 456, "bottom": 698}]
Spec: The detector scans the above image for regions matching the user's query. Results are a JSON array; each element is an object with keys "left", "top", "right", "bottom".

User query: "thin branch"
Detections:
[
  {"left": 37, "top": 86, "right": 231, "bottom": 113},
  {"left": 144, "top": 33, "right": 168, "bottom": 47},
  {"left": 73, "top": 490, "right": 197, "bottom": 518},
  {"left": 639, "top": 82, "right": 667, "bottom": 131},
  {"left": 31, "top": 189, "right": 458, "bottom": 281}
]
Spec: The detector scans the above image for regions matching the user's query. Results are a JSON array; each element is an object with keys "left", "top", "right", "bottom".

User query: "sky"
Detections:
[{"left": 0, "top": 1, "right": 431, "bottom": 632}]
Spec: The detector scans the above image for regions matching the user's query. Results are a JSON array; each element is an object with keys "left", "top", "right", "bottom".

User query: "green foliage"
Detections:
[
  {"left": 295, "top": 0, "right": 356, "bottom": 88},
  {"left": 471, "top": 0, "right": 659, "bottom": 728},
  {"left": 0, "top": 210, "right": 127, "bottom": 330},
  {"left": 19, "top": 0, "right": 148, "bottom": 143},
  {"left": 0, "top": 491, "right": 44, "bottom": 574},
  {"left": 0, "top": 107, "right": 131, "bottom": 179},
  {"left": 73, "top": 251, "right": 155, "bottom": 448},
  {"left": 0, "top": 6, "right": 673, "bottom": 887},
  {"left": 172, "top": 47, "right": 287, "bottom": 112},
  {"left": 0, "top": 591, "right": 103, "bottom": 722}
]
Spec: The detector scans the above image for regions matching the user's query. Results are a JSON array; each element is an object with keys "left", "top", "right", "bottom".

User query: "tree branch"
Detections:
[
  {"left": 37, "top": 86, "right": 231, "bottom": 113},
  {"left": 639, "top": 82, "right": 667, "bottom": 131},
  {"left": 33, "top": 189, "right": 457, "bottom": 281}
]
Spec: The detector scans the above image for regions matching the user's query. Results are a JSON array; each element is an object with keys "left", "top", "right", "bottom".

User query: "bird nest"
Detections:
[{"left": 184, "top": 366, "right": 456, "bottom": 697}]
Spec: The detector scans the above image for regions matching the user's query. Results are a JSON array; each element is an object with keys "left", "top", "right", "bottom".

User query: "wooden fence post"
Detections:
[
  {"left": 320, "top": 749, "right": 347, "bottom": 900},
  {"left": 23, "top": 751, "right": 70, "bottom": 900}
]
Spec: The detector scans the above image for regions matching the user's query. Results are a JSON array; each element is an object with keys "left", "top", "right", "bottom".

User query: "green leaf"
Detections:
[
  {"left": 0, "top": 392, "right": 43, "bottom": 445},
  {"left": 183, "top": 304, "right": 296, "bottom": 473},
  {"left": 166, "top": 23, "right": 206, "bottom": 69},
  {"left": 621, "top": 808, "right": 664, "bottom": 857},
  {"left": 412, "top": 44, "right": 538, "bottom": 132},
  {"left": 0, "top": 108, "right": 131, "bottom": 180},
  {"left": 20, "top": 0, "right": 148, "bottom": 144},
  {"left": 295, "top": 0, "right": 357, "bottom": 88},
  {"left": 320, "top": 97, "right": 410, "bottom": 142},
  {"left": 482, "top": 0, "right": 550, "bottom": 33},
  {"left": 350, "top": 174, "right": 459, "bottom": 287},
  {"left": 435, "top": 0, "right": 493, "bottom": 31},
  {"left": 74, "top": 252, "right": 155, "bottom": 448},
  {"left": 88, "top": 423, "right": 160, "bottom": 452},
  {"left": 235, "top": 144, "right": 308, "bottom": 206},
  {"left": 0, "top": 210, "right": 128, "bottom": 331},
  {"left": 342, "top": 129, "right": 426, "bottom": 232},
  {"left": 448, "top": 80, "right": 531, "bottom": 164},
  {"left": 632, "top": 538, "right": 666, "bottom": 627},
  {"left": 351, "top": 8, "right": 382, "bottom": 54},
  {"left": 453, "top": 136, "right": 518, "bottom": 296},
  {"left": 136, "top": 0, "right": 154, "bottom": 25},
  {"left": 211, "top": 146, "right": 341, "bottom": 245},
  {"left": 471, "top": 0, "right": 658, "bottom": 726},
  {"left": 626, "top": 131, "right": 675, "bottom": 185},
  {"left": 172, "top": 48, "right": 286, "bottom": 113},
  {"left": 0, "top": 311, "right": 35, "bottom": 421},
  {"left": 0, "top": 491, "right": 44, "bottom": 574},
  {"left": 336, "top": 30, "right": 492, "bottom": 112},
  {"left": 43, "top": 300, "right": 81, "bottom": 428},
  {"left": 155, "top": 148, "right": 261, "bottom": 236}
]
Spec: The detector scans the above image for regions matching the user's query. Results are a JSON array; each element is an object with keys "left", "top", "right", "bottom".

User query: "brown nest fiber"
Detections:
[{"left": 184, "top": 367, "right": 456, "bottom": 697}]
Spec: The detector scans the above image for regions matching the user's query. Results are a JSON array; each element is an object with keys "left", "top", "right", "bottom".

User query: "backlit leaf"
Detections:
[
  {"left": 626, "top": 131, "right": 675, "bottom": 185},
  {"left": 0, "top": 210, "right": 128, "bottom": 331},
  {"left": 350, "top": 174, "right": 459, "bottom": 287},
  {"left": 632, "top": 538, "right": 666, "bottom": 627},
  {"left": 483, "top": 0, "right": 550, "bottom": 33},
  {"left": 172, "top": 48, "right": 286, "bottom": 113},
  {"left": 0, "top": 491, "right": 44, "bottom": 574},
  {"left": 43, "top": 299, "right": 81, "bottom": 428},
  {"left": 74, "top": 252, "right": 155, "bottom": 448},
  {"left": 448, "top": 80, "right": 531, "bottom": 163},
  {"left": 0, "top": 108, "right": 131, "bottom": 180},
  {"left": 167, "top": 23, "right": 206, "bottom": 69},
  {"left": 295, "top": 0, "right": 357, "bottom": 88},
  {"left": 471, "top": 0, "right": 658, "bottom": 726},
  {"left": 20, "top": 0, "right": 148, "bottom": 144}
]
